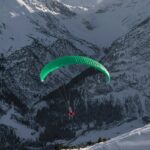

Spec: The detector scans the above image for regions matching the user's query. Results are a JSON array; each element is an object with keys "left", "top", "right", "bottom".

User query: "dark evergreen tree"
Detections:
[{"left": 0, "top": 53, "right": 6, "bottom": 97}]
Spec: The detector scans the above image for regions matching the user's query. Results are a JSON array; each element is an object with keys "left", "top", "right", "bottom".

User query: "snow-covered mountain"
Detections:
[
  {"left": 1, "top": 0, "right": 150, "bottom": 52},
  {"left": 59, "top": 0, "right": 150, "bottom": 46},
  {"left": 0, "top": 0, "right": 150, "bottom": 148}
]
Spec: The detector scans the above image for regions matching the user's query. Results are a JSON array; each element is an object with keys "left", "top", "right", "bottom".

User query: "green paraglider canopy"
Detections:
[{"left": 40, "top": 56, "right": 110, "bottom": 82}]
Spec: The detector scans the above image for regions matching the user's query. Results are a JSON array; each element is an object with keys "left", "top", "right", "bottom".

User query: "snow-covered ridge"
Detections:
[{"left": 82, "top": 123, "right": 150, "bottom": 150}]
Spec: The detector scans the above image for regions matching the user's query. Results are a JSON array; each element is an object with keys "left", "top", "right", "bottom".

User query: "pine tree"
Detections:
[
  {"left": 0, "top": 53, "right": 6, "bottom": 70},
  {"left": 0, "top": 53, "right": 6, "bottom": 97}
]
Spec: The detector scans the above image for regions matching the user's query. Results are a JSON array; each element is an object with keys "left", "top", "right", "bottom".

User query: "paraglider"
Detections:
[
  {"left": 68, "top": 106, "right": 76, "bottom": 119},
  {"left": 40, "top": 55, "right": 110, "bottom": 82},
  {"left": 40, "top": 55, "right": 110, "bottom": 119}
]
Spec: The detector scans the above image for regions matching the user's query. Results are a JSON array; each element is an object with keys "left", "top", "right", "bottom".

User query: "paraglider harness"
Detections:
[
  {"left": 59, "top": 84, "right": 76, "bottom": 119},
  {"left": 68, "top": 106, "right": 76, "bottom": 119}
]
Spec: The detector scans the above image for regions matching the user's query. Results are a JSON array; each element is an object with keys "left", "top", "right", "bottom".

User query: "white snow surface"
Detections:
[
  {"left": 66, "top": 123, "right": 150, "bottom": 150},
  {"left": 0, "top": 107, "right": 39, "bottom": 140}
]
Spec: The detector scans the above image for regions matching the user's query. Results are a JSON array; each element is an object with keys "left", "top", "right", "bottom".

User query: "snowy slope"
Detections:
[
  {"left": 68, "top": 119, "right": 144, "bottom": 146},
  {"left": 80, "top": 124, "right": 150, "bottom": 150},
  {"left": 0, "top": 0, "right": 83, "bottom": 53},
  {"left": 0, "top": 107, "right": 39, "bottom": 140},
  {"left": 0, "top": 0, "right": 47, "bottom": 52},
  {"left": 60, "top": 0, "right": 150, "bottom": 47},
  {"left": 1, "top": 0, "right": 150, "bottom": 52}
]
